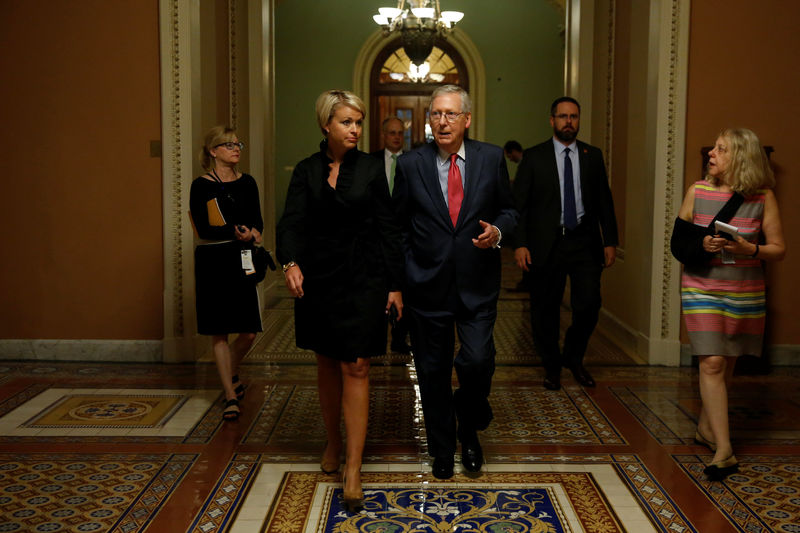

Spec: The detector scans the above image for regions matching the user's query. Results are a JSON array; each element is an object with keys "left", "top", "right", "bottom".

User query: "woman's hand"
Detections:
[
  {"left": 235, "top": 225, "right": 254, "bottom": 242},
  {"left": 284, "top": 264, "right": 304, "bottom": 298},
  {"left": 386, "top": 291, "right": 403, "bottom": 319},
  {"left": 703, "top": 234, "right": 728, "bottom": 253},
  {"left": 250, "top": 227, "right": 263, "bottom": 245},
  {"left": 723, "top": 234, "right": 757, "bottom": 256}
]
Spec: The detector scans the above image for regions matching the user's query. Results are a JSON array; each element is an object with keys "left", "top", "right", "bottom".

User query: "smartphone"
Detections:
[{"left": 388, "top": 304, "right": 398, "bottom": 327}]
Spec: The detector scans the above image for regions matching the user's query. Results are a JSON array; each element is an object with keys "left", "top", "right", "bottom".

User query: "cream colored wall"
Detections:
[{"left": 0, "top": 1, "right": 163, "bottom": 341}]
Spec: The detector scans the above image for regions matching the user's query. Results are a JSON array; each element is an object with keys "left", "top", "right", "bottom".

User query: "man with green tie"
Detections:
[{"left": 372, "top": 116, "right": 410, "bottom": 354}]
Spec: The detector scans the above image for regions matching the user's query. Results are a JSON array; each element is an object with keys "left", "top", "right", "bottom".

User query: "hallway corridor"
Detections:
[{"left": 1, "top": 271, "right": 798, "bottom": 532}]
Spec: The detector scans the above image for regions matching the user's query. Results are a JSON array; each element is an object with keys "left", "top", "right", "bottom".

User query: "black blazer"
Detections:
[
  {"left": 393, "top": 139, "right": 518, "bottom": 313},
  {"left": 276, "top": 143, "right": 404, "bottom": 291},
  {"left": 512, "top": 139, "right": 618, "bottom": 267}
]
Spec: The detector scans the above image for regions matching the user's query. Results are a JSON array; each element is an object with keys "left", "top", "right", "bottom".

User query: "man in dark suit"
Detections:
[
  {"left": 371, "top": 117, "right": 411, "bottom": 354},
  {"left": 513, "top": 96, "right": 618, "bottom": 391},
  {"left": 394, "top": 85, "right": 518, "bottom": 479}
]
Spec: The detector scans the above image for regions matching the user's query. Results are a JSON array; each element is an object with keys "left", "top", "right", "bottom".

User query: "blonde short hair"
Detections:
[
  {"left": 199, "top": 125, "right": 238, "bottom": 171},
  {"left": 706, "top": 127, "right": 775, "bottom": 196},
  {"left": 315, "top": 90, "right": 366, "bottom": 136}
]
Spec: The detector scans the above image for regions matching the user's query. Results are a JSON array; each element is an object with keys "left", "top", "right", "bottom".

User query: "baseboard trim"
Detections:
[
  {"left": 0, "top": 339, "right": 163, "bottom": 362},
  {"left": 596, "top": 309, "right": 649, "bottom": 364}
]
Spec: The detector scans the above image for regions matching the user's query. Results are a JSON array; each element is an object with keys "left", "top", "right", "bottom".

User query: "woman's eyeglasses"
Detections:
[{"left": 215, "top": 141, "right": 245, "bottom": 150}]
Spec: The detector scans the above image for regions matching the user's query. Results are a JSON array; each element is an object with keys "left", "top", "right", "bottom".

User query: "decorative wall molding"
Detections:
[
  {"left": 658, "top": 0, "right": 685, "bottom": 341},
  {"left": 0, "top": 340, "right": 162, "bottom": 362},
  {"left": 603, "top": 0, "right": 615, "bottom": 178},
  {"left": 646, "top": 0, "right": 690, "bottom": 365},
  {"left": 228, "top": 0, "right": 238, "bottom": 128},
  {"left": 159, "top": 0, "right": 199, "bottom": 361}
]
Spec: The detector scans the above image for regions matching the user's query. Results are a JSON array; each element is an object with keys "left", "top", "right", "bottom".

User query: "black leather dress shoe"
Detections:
[
  {"left": 459, "top": 429, "right": 483, "bottom": 472},
  {"left": 543, "top": 370, "right": 561, "bottom": 390},
  {"left": 570, "top": 365, "right": 596, "bottom": 387},
  {"left": 432, "top": 456, "right": 454, "bottom": 479},
  {"left": 391, "top": 340, "right": 412, "bottom": 354}
]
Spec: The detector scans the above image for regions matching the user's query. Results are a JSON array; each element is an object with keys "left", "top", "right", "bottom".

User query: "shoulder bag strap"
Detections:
[{"left": 708, "top": 192, "right": 745, "bottom": 229}]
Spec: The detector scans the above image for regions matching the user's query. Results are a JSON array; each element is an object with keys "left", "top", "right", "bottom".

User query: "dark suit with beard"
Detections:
[{"left": 512, "top": 138, "right": 618, "bottom": 376}]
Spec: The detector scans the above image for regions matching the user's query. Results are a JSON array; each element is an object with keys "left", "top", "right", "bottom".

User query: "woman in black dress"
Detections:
[
  {"left": 191, "top": 125, "right": 264, "bottom": 422},
  {"left": 277, "top": 91, "right": 404, "bottom": 512}
]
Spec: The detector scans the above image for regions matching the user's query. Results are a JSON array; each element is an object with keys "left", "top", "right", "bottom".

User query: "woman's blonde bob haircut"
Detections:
[
  {"left": 315, "top": 90, "right": 366, "bottom": 136},
  {"left": 706, "top": 127, "right": 774, "bottom": 196},
  {"left": 199, "top": 125, "right": 238, "bottom": 171}
]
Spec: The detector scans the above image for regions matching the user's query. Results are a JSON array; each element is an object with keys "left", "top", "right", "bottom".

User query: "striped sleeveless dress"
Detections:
[{"left": 681, "top": 180, "right": 766, "bottom": 356}]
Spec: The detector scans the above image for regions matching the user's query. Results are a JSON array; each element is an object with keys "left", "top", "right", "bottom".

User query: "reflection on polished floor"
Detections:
[{"left": 1, "top": 269, "right": 799, "bottom": 532}]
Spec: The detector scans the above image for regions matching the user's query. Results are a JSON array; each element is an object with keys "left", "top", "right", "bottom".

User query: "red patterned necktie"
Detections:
[{"left": 448, "top": 153, "right": 463, "bottom": 226}]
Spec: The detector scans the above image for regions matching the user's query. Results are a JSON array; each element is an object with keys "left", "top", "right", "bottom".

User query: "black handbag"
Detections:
[
  {"left": 252, "top": 246, "right": 276, "bottom": 283},
  {"left": 670, "top": 191, "right": 745, "bottom": 266}
]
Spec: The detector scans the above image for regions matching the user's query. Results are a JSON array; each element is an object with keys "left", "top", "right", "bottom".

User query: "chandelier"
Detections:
[{"left": 372, "top": 0, "right": 464, "bottom": 65}]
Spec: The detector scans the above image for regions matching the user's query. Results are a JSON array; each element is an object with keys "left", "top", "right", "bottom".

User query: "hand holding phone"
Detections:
[{"left": 387, "top": 304, "right": 399, "bottom": 327}]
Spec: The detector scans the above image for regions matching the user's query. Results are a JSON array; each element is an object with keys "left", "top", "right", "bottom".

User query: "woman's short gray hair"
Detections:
[
  {"left": 315, "top": 90, "right": 366, "bottom": 135},
  {"left": 429, "top": 84, "right": 471, "bottom": 114}
]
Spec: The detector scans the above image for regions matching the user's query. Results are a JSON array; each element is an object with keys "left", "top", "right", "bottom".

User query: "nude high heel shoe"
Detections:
[
  {"left": 320, "top": 441, "right": 341, "bottom": 474},
  {"left": 341, "top": 469, "right": 363, "bottom": 514}
]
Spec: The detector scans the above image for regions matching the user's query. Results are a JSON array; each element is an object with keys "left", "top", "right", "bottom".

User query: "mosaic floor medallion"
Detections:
[
  {"left": 262, "top": 472, "right": 628, "bottom": 533},
  {"left": 25, "top": 394, "right": 186, "bottom": 428}
]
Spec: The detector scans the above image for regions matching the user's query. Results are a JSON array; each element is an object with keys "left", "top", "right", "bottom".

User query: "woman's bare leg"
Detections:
[{"left": 341, "top": 357, "right": 370, "bottom": 494}]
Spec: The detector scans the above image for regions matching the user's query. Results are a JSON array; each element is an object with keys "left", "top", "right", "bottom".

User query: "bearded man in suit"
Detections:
[
  {"left": 513, "top": 96, "right": 618, "bottom": 391},
  {"left": 393, "top": 85, "right": 518, "bottom": 479}
]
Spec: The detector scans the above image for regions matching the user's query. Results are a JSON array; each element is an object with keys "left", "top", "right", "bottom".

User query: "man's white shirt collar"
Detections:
[
  {"left": 437, "top": 142, "right": 466, "bottom": 166},
  {"left": 552, "top": 137, "right": 577, "bottom": 155}
]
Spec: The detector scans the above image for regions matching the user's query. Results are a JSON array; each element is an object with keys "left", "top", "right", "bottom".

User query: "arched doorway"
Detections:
[{"left": 369, "top": 37, "right": 468, "bottom": 152}]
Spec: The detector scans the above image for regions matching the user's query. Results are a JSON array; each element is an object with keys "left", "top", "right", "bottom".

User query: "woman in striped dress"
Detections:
[{"left": 678, "top": 128, "right": 786, "bottom": 480}]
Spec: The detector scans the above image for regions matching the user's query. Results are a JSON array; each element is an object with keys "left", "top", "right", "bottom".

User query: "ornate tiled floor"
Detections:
[{"left": 1, "top": 276, "right": 799, "bottom": 531}]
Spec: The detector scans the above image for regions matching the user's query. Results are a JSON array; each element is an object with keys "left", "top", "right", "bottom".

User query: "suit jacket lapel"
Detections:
[
  {"left": 576, "top": 141, "right": 590, "bottom": 206},
  {"left": 416, "top": 143, "right": 451, "bottom": 226}
]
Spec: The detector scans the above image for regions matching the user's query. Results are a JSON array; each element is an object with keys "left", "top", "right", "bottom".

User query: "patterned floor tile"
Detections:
[
  {"left": 675, "top": 454, "right": 800, "bottom": 532},
  {"left": 0, "top": 453, "right": 196, "bottom": 533},
  {"left": 241, "top": 383, "right": 623, "bottom": 447}
]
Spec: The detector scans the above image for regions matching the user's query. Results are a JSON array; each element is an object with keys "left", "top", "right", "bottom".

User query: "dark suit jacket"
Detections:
[
  {"left": 513, "top": 139, "right": 618, "bottom": 267},
  {"left": 393, "top": 139, "right": 518, "bottom": 313}
]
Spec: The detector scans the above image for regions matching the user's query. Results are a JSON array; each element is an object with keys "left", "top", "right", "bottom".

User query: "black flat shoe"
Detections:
[
  {"left": 222, "top": 398, "right": 240, "bottom": 421},
  {"left": 432, "top": 456, "right": 454, "bottom": 479},
  {"left": 703, "top": 455, "right": 738, "bottom": 481}
]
